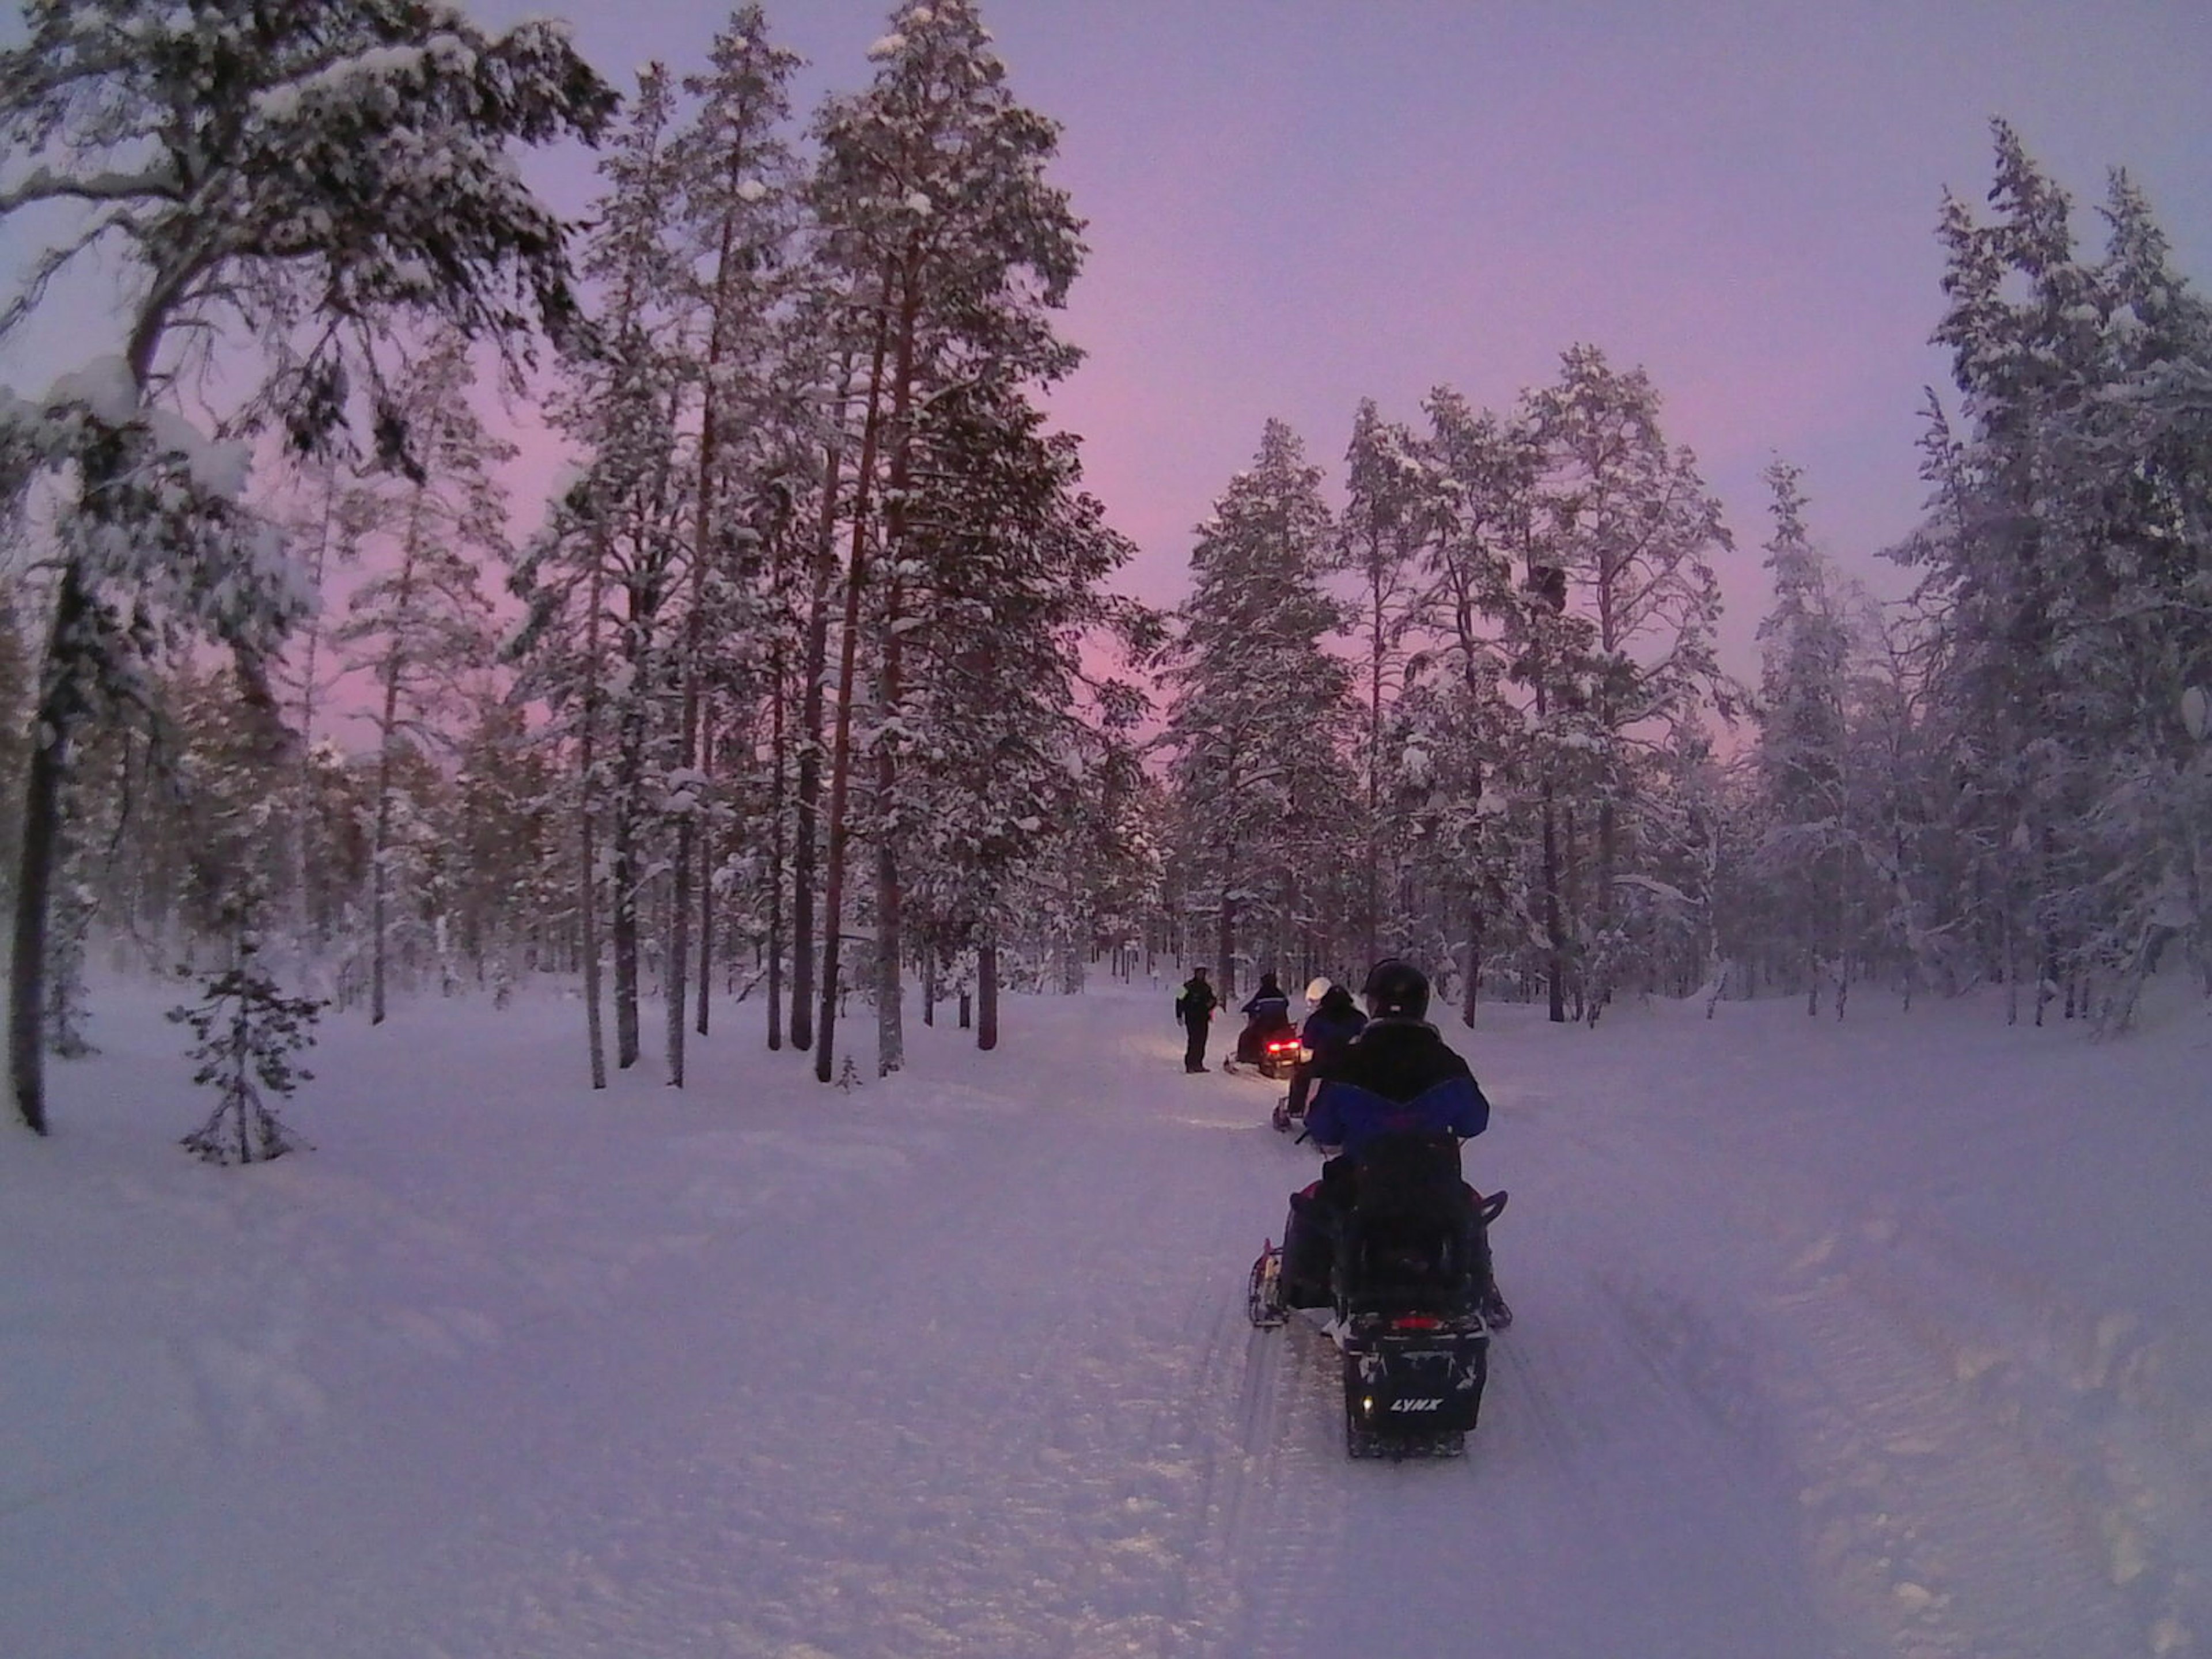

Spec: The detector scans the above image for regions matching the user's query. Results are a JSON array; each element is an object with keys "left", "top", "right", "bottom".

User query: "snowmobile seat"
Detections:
[{"left": 1338, "top": 1131, "right": 1480, "bottom": 1317}]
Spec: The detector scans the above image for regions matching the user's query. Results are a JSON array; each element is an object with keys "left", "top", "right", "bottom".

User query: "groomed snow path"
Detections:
[{"left": 5, "top": 976, "right": 2209, "bottom": 1657}]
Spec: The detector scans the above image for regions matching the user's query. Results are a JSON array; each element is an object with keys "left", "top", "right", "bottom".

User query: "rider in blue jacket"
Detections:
[
  {"left": 1278, "top": 959, "right": 1510, "bottom": 1325},
  {"left": 1283, "top": 982, "right": 1365, "bottom": 1121},
  {"left": 1232, "top": 971, "right": 1294, "bottom": 1066}
]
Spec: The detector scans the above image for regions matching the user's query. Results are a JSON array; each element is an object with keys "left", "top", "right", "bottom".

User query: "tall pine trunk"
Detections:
[
  {"left": 815, "top": 313, "right": 892, "bottom": 1084},
  {"left": 873, "top": 279, "right": 923, "bottom": 1080},
  {"left": 367, "top": 488, "right": 429, "bottom": 1027},
  {"left": 579, "top": 546, "right": 609, "bottom": 1089},
  {"left": 667, "top": 157, "right": 755, "bottom": 1084},
  {"left": 12, "top": 314, "right": 169, "bottom": 1131},
  {"left": 696, "top": 711, "right": 715, "bottom": 1037},
  {"left": 766, "top": 649, "right": 787, "bottom": 1050},
  {"left": 9, "top": 569, "right": 100, "bottom": 1133},
  {"left": 789, "top": 358, "right": 855, "bottom": 1052},
  {"left": 611, "top": 656, "right": 644, "bottom": 1069},
  {"left": 978, "top": 930, "right": 999, "bottom": 1051}
]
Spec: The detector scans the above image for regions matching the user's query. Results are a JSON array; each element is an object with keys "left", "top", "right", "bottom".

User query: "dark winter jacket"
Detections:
[
  {"left": 1299, "top": 990, "right": 1367, "bottom": 1071},
  {"left": 1305, "top": 1018, "right": 1490, "bottom": 1160},
  {"left": 1240, "top": 974, "right": 1291, "bottom": 1030},
  {"left": 1240, "top": 991, "right": 1291, "bottom": 1029},
  {"left": 1175, "top": 976, "right": 1218, "bottom": 1027}
]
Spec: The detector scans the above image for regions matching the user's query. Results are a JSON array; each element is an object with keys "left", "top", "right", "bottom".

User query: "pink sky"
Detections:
[
  {"left": 482, "top": 0, "right": 2212, "bottom": 677},
  {"left": 6, "top": 2, "right": 2209, "bottom": 687}
]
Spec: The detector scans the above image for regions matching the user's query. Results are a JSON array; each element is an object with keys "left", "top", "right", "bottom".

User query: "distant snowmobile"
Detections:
[
  {"left": 1248, "top": 1130, "right": 1507, "bottom": 1459},
  {"left": 1222, "top": 1010, "right": 1299, "bottom": 1079}
]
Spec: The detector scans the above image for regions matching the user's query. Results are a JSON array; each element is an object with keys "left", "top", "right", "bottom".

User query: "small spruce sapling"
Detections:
[{"left": 171, "top": 918, "right": 324, "bottom": 1166}]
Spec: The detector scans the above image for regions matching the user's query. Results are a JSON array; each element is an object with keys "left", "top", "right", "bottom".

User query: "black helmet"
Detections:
[{"left": 1361, "top": 957, "right": 1430, "bottom": 1020}]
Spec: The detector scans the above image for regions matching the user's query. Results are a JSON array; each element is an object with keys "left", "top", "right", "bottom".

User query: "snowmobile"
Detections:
[
  {"left": 1224, "top": 1019, "right": 1301, "bottom": 1080},
  {"left": 1247, "top": 1131, "right": 1507, "bottom": 1459},
  {"left": 1256, "top": 1029, "right": 1305, "bottom": 1081}
]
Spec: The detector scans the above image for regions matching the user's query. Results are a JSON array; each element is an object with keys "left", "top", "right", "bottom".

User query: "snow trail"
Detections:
[{"left": 5, "top": 974, "right": 2209, "bottom": 1657}]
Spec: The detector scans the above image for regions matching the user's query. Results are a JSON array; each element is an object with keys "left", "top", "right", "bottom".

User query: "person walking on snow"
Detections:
[{"left": 1175, "top": 967, "right": 1218, "bottom": 1073}]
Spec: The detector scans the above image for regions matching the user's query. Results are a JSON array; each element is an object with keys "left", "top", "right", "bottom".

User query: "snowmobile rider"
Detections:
[
  {"left": 1284, "top": 980, "right": 1366, "bottom": 1121},
  {"left": 1276, "top": 958, "right": 1511, "bottom": 1326},
  {"left": 1175, "top": 966, "right": 1218, "bottom": 1073},
  {"left": 1232, "top": 971, "right": 1294, "bottom": 1067}
]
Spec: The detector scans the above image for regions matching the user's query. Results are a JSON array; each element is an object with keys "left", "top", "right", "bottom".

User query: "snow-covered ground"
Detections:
[{"left": 5, "top": 967, "right": 2210, "bottom": 1658}]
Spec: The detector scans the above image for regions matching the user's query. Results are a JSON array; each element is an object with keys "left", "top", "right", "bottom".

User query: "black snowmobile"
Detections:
[{"left": 1248, "top": 1130, "right": 1507, "bottom": 1459}]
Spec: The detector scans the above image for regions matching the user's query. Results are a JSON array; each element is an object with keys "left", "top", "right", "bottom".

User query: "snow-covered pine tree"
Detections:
[
  {"left": 1162, "top": 419, "right": 1353, "bottom": 992},
  {"left": 510, "top": 65, "right": 694, "bottom": 1081},
  {"left": 1839, "top": 597, "right": 1955, "bottom": 1009},
  {"left": 332, "top": 327, "right": 510, "bottom": 1025},
  {"left": 267, "top": 456, "right": 369, "bottom": 953},
  {"left": 507, "top": 475, "right": 617, "bottom": 1088},
  {"left": 1336, "top": 400, "right": 1441, "bottom": 965},
  {"left": 1751, "top": 459, "right": 1862, "bottom": 1012},
  {"left": 1635, "top": 719, "right": 1746, "bottom": 1012},
  {"left": 807, "top": 0, "right": 1088, "bottom": 1078},
  {"left": 0, "top": 1, "right": 613, "bottom": 1132},
  {"left": 1415, "top": 387, "right": 1544, "bottom": 1019},
  {"left": 661, "top": 7, "right": 805, "bottom": 1082},
  {"left": 895, "top": 376, "right": 1149, "bottom": 1047},
  {"left": 445, "top": 692, "right": 561, "bottom": 994},
  {"left": 784, "top": 328, "right": 863, "bottom": 1059},
  {"left": 1525, "top": 346, "right": 1733, "bottom": 1020}
]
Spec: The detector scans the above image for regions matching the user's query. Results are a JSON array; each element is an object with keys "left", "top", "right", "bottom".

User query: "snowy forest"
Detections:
[{"left": 3, "top": 0, "right": 2210, "bottom": 1144}]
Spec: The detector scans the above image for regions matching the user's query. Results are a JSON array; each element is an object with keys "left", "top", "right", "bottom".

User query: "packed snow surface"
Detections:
[{"left": 5, "top": 971, "right": 2210, "bottom": 1657}]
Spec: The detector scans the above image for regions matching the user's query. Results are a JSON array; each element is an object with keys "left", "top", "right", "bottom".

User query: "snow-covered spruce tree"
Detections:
[
  {"left": 0, "top": 3, "right": 612, "bottom": 1134},
  {"left": 1751, "top": 459, "right": 1863, "bottom": 1012},
  {"left": 1897, "top": 123, "right": 2212, "bottom": 1027},
  {"left": 1840, "top": 597, "right": 1957, "bottom": 1007},
  {"left": 806, "top": 0, "right": 1088, "bottom": 1079},
  {"left": 332, "top": 327, "right": 510, "bottom": 1025},
  {"left": 1162, "top": 419, "right": 1354, "bottom": 993},
  {"left": 171, "top": 895, "right": 322, "bottom": 1166},
  {"left": 1524, "top": 346, "right": 1734, "bottom": 1021}
]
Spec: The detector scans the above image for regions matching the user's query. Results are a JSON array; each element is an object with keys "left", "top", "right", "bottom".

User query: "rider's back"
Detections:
[{"left": 1307, "top": 1020, "right": 1488, "bottom": 1158}]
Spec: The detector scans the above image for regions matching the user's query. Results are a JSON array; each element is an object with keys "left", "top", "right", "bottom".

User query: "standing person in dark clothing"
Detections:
[
  {"left": 1174, "top": 967, "right": 1218, "bottom": 1073},
  {"left": 1276, "top": 958, "right": 1511, "bottom": 1326}
]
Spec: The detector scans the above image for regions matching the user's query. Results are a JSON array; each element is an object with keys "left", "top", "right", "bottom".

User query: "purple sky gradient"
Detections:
[
  {"left": 476, "top": 0, "right": 2212, "bottom": 676},
  {"left": 5, "top": 2, "right": 2208, "bottom": 685}
]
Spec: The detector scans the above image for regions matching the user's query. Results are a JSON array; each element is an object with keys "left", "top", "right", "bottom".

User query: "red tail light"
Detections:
[{"left": 1388, "top": 1315, "right": 1442, "bottom": 1331}]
